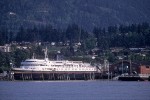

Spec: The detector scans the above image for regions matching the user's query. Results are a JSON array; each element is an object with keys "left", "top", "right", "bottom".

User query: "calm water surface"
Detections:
[{"left": 0, "top": 81, "right": 150, "bottom": 100}]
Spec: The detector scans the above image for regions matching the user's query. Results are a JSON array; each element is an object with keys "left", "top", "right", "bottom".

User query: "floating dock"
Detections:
[{"left": 118, "top": 74, "right": 150, "bottom": 81}]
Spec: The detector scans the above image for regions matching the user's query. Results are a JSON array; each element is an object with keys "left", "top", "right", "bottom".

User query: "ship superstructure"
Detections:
[{"left": 12, "top": 48, "right": 97, "bottom": 72}]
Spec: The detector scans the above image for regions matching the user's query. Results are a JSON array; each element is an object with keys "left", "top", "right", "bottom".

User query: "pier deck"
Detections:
[{"left": 12, "top": 71, "right": 102, "bottom": 81}]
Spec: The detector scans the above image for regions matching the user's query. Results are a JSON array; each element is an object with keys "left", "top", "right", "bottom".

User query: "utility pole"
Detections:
[
  {"left": 122, "top": 59, "right": 123, "bottom": 75},
  {"left": 119, "top": 56, "right": 124, "bottom": 75},
  {"left": 107, "top": 60, "right": 110, "bottom": 80},
  {"left": 130, "top": 59, "right": 132, "bottom": 75}
]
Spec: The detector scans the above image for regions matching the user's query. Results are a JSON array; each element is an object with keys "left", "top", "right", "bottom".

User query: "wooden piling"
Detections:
[
  {"left": 21, "top": 73, "right": 24, "bottom": 81},
  {"left": 74, "top": 73, "right": 76, "bottom": 80},
  {"left": 12, "top": 71, "right": 102, "bottom": 81}
]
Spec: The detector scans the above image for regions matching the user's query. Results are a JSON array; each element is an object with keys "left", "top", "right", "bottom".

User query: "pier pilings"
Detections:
[{"left": 12, "top": 71, "right": 100, "bottom": 81}]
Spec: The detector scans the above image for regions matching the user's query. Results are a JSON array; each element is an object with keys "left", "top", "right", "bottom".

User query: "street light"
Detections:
[{"left": 92, "top": 56, "right": 95, "bottom": 60}]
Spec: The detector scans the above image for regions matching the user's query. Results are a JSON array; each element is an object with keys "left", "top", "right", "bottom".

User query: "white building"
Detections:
[{"left": 0, "top": 44, "right": 11, "bottom": 52}]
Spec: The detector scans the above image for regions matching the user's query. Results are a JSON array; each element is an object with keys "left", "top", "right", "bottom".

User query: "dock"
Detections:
[
  {"left": 11, "top": 71, "right": 102, "bottom": 81},
  {"left": 118, "top": 74, "right": 150, "bottom": 81}
]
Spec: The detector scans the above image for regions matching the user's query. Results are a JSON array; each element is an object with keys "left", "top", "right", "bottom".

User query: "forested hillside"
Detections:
[
  {"left": 0, "top": 22, "right": 150, "bottom": 48},
  {"left": 0, "top": 0, "right": 150, "bottom": 31}
]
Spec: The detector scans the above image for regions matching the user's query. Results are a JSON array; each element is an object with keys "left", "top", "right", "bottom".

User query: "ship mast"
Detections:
[
  {"left": 44, "top": 47, "right": 48, "bottom": 60},
  {"left": 32, "top": 53, "right": 35, "bottom": 59}
]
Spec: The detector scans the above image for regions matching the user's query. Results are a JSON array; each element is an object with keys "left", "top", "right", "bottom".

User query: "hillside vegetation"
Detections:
[{"left": 0, "top": 0, "right": 150, "bottom": 31}]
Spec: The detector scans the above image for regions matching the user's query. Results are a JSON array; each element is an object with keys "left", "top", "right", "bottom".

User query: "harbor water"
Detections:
[{"left": 0, "top": 81, "right": 150, "bottom": 100}]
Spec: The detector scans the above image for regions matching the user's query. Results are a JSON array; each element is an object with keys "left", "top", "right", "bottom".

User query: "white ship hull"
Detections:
[{"left": 12, "top": 67, "right": 97, "bottom": 72}]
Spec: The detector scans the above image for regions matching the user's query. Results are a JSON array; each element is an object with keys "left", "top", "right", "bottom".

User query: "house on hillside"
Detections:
[{"left": 0, "top": 44, "right": 11, "bottom": 52}]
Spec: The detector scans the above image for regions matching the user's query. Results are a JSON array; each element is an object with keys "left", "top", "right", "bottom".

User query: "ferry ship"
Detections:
[
  {"left": 11, "top": 48, "right": 99, "bottom": 80},
  {"left": 12, "top": 48, "right": 97, "bottom": 72}
]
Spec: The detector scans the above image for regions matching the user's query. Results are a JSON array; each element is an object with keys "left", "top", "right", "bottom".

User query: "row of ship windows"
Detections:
[
  {"left": 28, "top": 68, "right": 95, "bottom": 71},
  {"left": 22, "top": 64, "right": 88, "bottom": 68},
  {"left": 27, "top": 68, "right": 94, "bottom": 70},
  {"left": 55, "top": 62, "right": 82, "bottom": 63},
  {"left": 45, "top": 68, "right": 94, "bottom": 71},
  {"left": 22, "top": 64, "right": 47, "bottom": 66},
  {"left": 51, "top": 65, "right": 85, "bottom": 68},
  {"left": 51, "top": 65, "right": 80, "bottom": 67}
]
